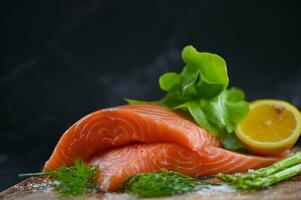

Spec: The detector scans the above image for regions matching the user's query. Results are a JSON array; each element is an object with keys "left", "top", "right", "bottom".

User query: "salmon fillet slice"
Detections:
[
  {"left": 44, "top": 104, "right": 219, "bottom": 171},
  {"left": 44, "top": 104, "right": 286, "bottom": 192},
  {"left": 90, "top": 143, "right": 282, "bottom": 191}
]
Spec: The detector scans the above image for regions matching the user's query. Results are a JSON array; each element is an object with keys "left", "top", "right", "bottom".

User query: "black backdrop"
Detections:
[{"left": 1, "top": 0, "right": 300, "bottom": 190}]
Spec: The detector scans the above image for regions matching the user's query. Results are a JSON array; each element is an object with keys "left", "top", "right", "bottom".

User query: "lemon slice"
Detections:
[{"left": 235, "top": 99, "right": 301, "bottom": 155}]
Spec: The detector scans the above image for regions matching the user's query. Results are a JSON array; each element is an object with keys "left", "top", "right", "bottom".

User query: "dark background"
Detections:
[{"left": 1, "top": 0, "right": 300, "bottom": 190}]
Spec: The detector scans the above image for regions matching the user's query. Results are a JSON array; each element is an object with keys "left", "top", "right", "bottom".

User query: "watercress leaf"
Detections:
[
  {"left": 159, "top": 81, "right": 189, "bottom": 107},
  {"left": 160, "top": 96, "right": 181, "bottom": 108},
  {"left": 224, "top": 88, "right": 249, "bottom": 125},
  {"left": 125, "top": 98, "right": 157, "bottom": 105},
  {"left": 174, "top": 101, "right": 219, "bottom": 136},
  {"left": 126, "top": 45, "right": 250, "bottom": 152},
  {"left": 159, "top": 72, "right": 181, "bottom": 91},
  {"left": 181, "top": 45, "right": 200, "bottom": 70},
  {"left": 196, "top": 81, "right": 224, "bottom": 100},
  {"left": 182, "top": 46, "right": 228, "bottom": 87},
  {"left": 181, "top": 45, "right": 229, "bottom": 99},
  {"left": 220, "top": 132, "right": 248, "bottom": 151},
  {"left": 204, "top": 87, "right": 249, "bottom": 133},
  {"left": 180, "top": 66, "right": 199, "bottom": 97},
  {"left": 226, "top": 86, "right": 246, "bottom": 101}
]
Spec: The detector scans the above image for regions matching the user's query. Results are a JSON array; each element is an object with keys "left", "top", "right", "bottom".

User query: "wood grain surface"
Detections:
[{"left": 1, "top": 147, "right": 301, "bottom": 200}]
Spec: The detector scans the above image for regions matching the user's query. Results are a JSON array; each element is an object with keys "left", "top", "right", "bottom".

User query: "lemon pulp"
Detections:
[{"left": 236, "top": 100, "right": 301, "bottom": 155}]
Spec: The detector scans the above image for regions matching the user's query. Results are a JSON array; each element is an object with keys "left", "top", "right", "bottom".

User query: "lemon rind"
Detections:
[{"left": 236, "top": 99, "right": 301, "bottom": 149}]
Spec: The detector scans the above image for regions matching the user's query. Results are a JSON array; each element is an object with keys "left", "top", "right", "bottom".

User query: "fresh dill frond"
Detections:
[
  {"left": 19, "top": 160, "right": 99, "bottom": 197},
  {"left": 48, "top": 160, "right": 98, "bottom": 196},
  {"left": 123, "top": 170, "right": 218, "bottom": 198}
]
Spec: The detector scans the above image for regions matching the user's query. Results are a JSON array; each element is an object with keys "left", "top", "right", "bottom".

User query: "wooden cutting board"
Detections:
[
  {"left": 1, "top": 147, "right": 301, "bottom": 200},
  {"left": 1, "top": 175, "right": 301, "bottom": 200}
]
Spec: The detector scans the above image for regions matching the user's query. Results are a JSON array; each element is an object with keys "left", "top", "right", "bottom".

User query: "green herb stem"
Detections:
[{"left": 19, "top": 172, "right": 48, "bottom": 177}]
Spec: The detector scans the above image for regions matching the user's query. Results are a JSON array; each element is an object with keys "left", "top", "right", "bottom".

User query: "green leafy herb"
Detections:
[
  {"left": 174, "top": 101, "right": 219, "bottom": 135},
  {"left": 19, "top": 160, "right": 98, "bottom": 197},
  {"left": 49, "top": 160, "right": 98, "bottom": 196},
  {"left": 220, "top": 132, "right": 248, "bottom": 151},
  {"left": 123, "top": 170, "right": 218, "bottom": 198},
  {"left": 127, "top": 45, "right": 249, "bottom": 151},
  {"left": 159, "top": 72, "right": 182, "bottom": 91},
  {"left": 203, "top": 87, "right": 249, "bottom": 133},
  {"left": 218, "top": 152, "right": 301, "bottom": 190},
  {"left": 181, "top": 45, "right": 229, "bottom": 98}
]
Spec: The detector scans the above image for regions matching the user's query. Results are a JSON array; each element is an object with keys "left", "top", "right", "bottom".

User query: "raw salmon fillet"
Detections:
[
  {"left": 44, "top": 104, "right": 285, "bottom": 191},
  {"left": 44, "top": 104, "right": 218, "bottom": 171},
  {"left": 91, "top": 143, "right": 280, "bottom": 191}
]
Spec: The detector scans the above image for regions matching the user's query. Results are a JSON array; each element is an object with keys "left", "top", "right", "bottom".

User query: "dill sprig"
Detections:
[
  {"left": 19, "top": 160, "right": 98, "bottom": 197},
  {"left": 123, "top": 170, "right": 218, "bottom": 198},
  {"left": 48, "top": 160, "right": 98, "bottom": 196}
]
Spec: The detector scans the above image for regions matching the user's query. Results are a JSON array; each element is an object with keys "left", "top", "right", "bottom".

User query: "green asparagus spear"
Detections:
[
  {"left": 231, "top": 163, "right": 301, "bottom": 190},
  {"left": 218, "top": 152, "right": 301, "bottom": 190},
  {"left": 239, "top": 152, "right": 300, "bottom": 180}
]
